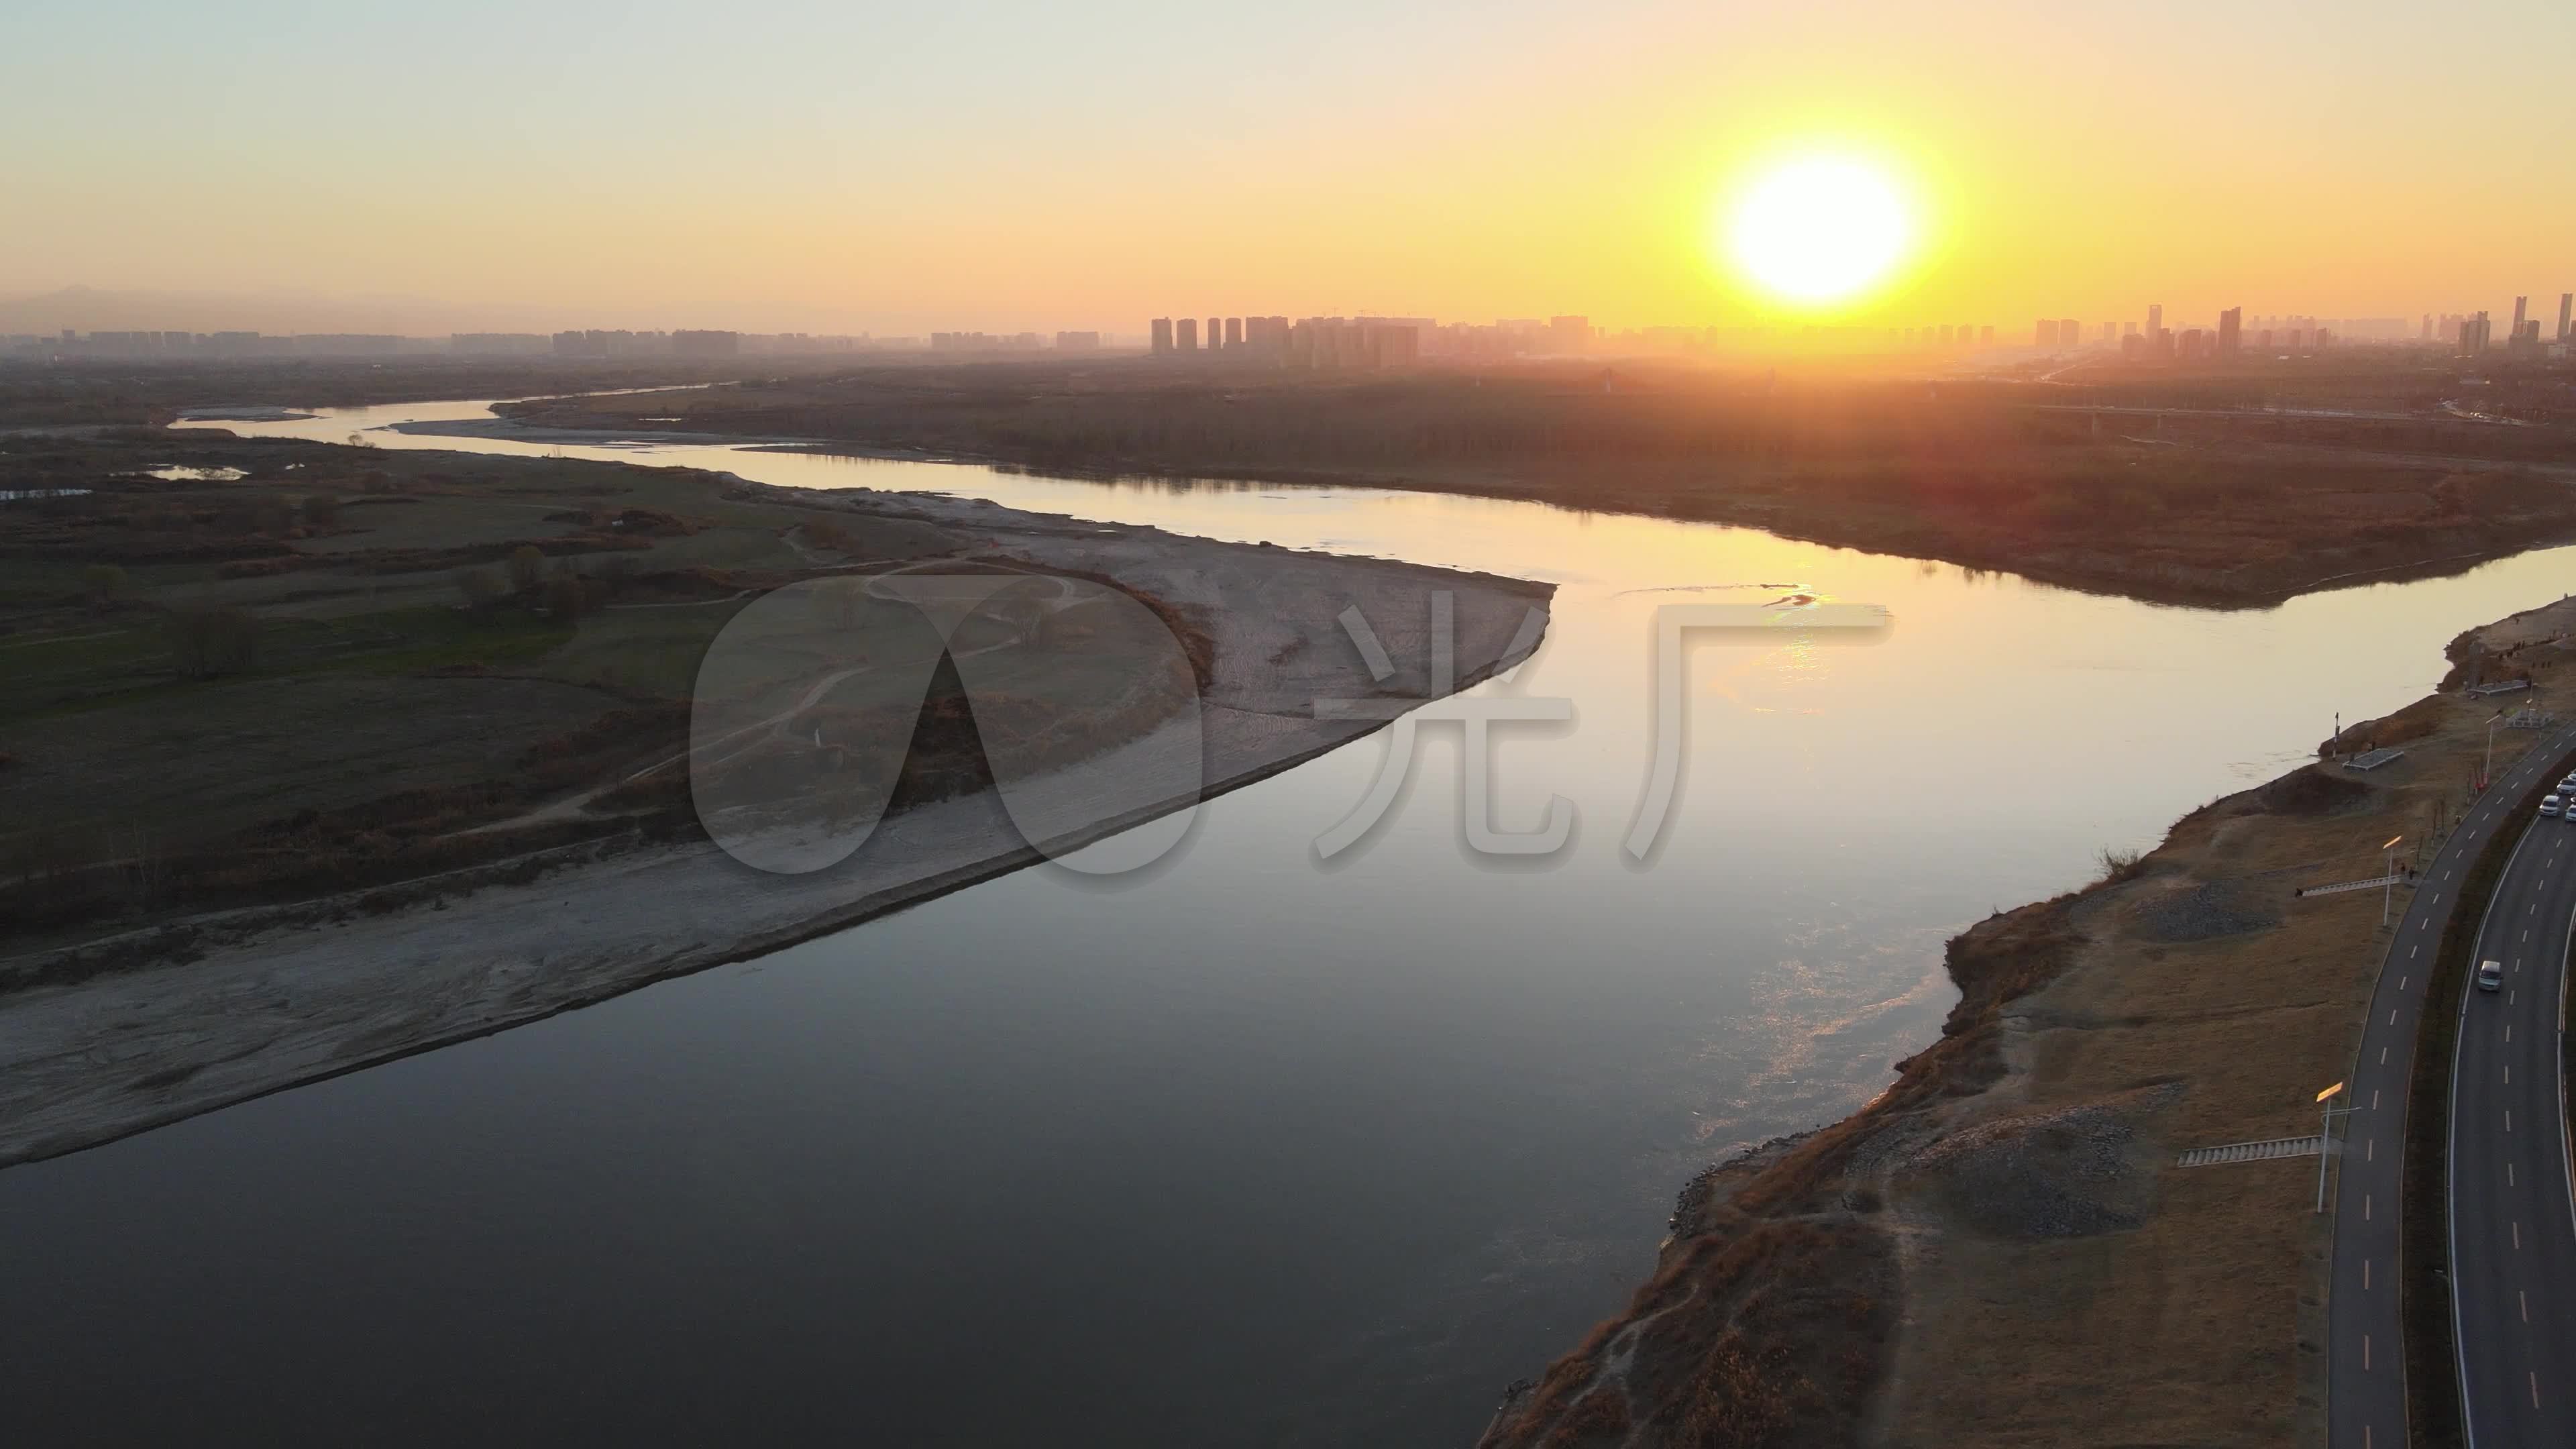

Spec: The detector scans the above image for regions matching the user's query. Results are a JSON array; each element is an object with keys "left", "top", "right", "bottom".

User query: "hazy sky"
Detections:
[{"left": 9, "top": 0, "right": 2573, "bottom": 333}]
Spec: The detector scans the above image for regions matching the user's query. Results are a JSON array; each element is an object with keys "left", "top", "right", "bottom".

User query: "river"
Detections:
[{"left": 1, "top": 398, "right": 2568, "bottom": 1444}]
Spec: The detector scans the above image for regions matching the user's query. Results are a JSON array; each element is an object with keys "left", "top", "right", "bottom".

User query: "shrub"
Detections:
[
  {"left": 506, "top": 545, "right": 546, "bottom": 594},
  {"left": 545, "top": 574, "right": 588, "bottom": 621},
  {"left": 301, "top": 492, "right": 340, "bottom": 527},
  {"left": 81, "top": 563, "right": 129, "bottom": 609},
  {"left": 455, "top": 566, "right": 506, "bottom": 618},
  {"left": 164, "top": 606, "right": 261, "bottom": 678},
  {"left": 2096, "top": 845, "right": 2145, "bottom": 882}
]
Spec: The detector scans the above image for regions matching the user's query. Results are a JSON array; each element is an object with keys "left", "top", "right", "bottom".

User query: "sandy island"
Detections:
[{"left": 0, "top": 476, "right": 1552, "bottom": 1167}]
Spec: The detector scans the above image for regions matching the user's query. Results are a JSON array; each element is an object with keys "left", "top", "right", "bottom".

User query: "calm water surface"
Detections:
[{"left": 2, "top": 400, "right": 2570, "bottom": 1444}]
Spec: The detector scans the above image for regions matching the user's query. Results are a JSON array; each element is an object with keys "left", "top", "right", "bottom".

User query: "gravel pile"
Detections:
[
  {"left": 1904, "top": 1087, "right": 2181, "bottom": 1239},
  {"left": 2139, "top": 879, "right": 2278, "bottom": 943}
]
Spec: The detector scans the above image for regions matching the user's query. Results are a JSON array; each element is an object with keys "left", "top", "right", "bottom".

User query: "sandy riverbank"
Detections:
[
  {"left": 1477, "top": 597, "right": 2573, "bottom": 1448},
  {"left": 0, "top": 479, "right": 1552, "bottom": 1167}
]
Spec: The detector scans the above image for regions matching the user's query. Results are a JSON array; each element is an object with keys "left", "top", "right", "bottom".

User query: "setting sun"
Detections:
[{"left": 1723, "top": 153, "right": 1915, "bottom": 307}]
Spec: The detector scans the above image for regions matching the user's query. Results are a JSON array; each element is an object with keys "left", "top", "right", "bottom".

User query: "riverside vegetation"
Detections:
[{"left": 492, "top": 356, "right": 2576, "bottom": 608}]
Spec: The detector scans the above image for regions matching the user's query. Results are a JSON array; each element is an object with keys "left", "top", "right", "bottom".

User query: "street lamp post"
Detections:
[
  {"left": 2382, "top": 834, "right": 2404, "bottom": 926},
  {"left": 2486, "top": 710, "right": 2507, "bottom": 788},
  {"left": 2316, "top": 1081, "right": 2357, "bottom": 1213}
]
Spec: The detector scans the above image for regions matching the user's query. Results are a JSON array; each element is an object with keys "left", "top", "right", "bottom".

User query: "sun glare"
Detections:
[{"left": 1724, "top": 154, "right": 1914, "bottom": 307}]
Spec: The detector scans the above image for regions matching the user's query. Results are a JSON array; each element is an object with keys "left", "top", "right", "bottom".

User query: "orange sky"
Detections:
[{"left": 9, "top": 1, "right": 2574, "bottom": 334}]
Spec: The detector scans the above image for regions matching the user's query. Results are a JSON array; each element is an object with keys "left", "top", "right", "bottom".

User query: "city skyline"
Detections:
[{"left": 10, "top": 282, "right": 2565, "bottom": 358}]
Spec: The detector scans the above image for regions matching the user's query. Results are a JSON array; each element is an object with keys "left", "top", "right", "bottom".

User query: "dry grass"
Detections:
[{"left": 1881, "top": 684, "right": 2559, "bottom": 1448}]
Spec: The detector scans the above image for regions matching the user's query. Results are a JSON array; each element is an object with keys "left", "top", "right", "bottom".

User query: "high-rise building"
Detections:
[
  {"left": 2559, "top": 294, "right": 2573, "bottom": 341},
  {"left": 1150, "top": 318, "right": 1173, "bottom": 355},
  {"left": 1205, "top": 317, "right": 1222, "bottom": 352},
  {"left": 1056, "top": 331, "right": 1102, "bottom": 352},
  {"left": 2059, "top": 319, "right": 2080, "bottom": 348},
  {"left": 1177, "top": 317, "right": 1198, "bottom": 352},
  {"left": 2147, "top": 303, "right": 2163, "bottom": 336},
  {"left": 2035, "top": 319, "right": 2057, "bottom": 347},
  {"left": 1980, "top": 325, "right": 1994, "bottom": 346},
  {"left": 2217, "top": 307, "right": 2241, "bottom": 356},
  {"left": 2458, "top": 311, "right": 2490, "bottom": 357},
  {"left": 1549, "top": 315, "right": 1591, "bottom": 354},
  {"left": 1225, "top": 317, "right": 1243, "bottom": 349},
  {"left": 2512, "top": 297, "right": 2528, "bottom": 337},
  {"left": 2421, "top": 313, "right": 2434, "bottom": 341}
]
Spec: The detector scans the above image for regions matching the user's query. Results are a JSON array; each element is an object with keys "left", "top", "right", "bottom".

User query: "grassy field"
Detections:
[{"left": 0, "top": 428, "right": 1004, "bottom": 953}]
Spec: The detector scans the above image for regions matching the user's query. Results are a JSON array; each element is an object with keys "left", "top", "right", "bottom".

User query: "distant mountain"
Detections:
[{"left": 0, "top": 286, "right": 541, "bottom": 337}]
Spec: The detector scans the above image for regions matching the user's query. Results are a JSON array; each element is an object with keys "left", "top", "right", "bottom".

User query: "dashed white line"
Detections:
[
  {"left": 2373, "top": 1089, "right": 2382, "bottom": 1110},
  {"left": 2402, "top": 976, "right": 2410, "bottom": 989}
]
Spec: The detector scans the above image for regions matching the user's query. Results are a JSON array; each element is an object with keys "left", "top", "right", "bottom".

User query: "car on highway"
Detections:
[
  {"left": 2477, "top": 959, "right": 2504, "bottom": 992},
  {"left": 2546, "top": 795, "right": 2565, "bottom": 817}
]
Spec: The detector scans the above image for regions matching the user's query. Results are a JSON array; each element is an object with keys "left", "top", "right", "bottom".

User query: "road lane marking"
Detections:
[
  {"left": 2507, "top": 1024, "right": 2514, "bottom": 1042},
  {"left": 2522, "top": 1289, "right": 2530, "bottom": 1322},
  {"left": 2367, "top": 1138, "right": 2374, "bottom": 1161},
  {"left": 2508, "top": 1110, "right": 2514, "bottom": 1132},
  {"left": 2390, "top": 1010, "right": 2399, "bottom": 1025},
  {"left": 2533, "top": 1372, "right": 2542, "bottom": 1409},
  {"left": 2412, "top": 947, "right": 2420, "bottom": 960},
  {"left": 2373, "top": 1089, "right": 2382, "bottom": 1109},
  {"left": 2381, "top": 1046, "right": 2390, "bottom": 1065},
  {"left": 2364, "top": 1258, "right": 2371, "bottom": 1289},
  {"left": 2515, "top": 1220, "right": 2522, "bottom": 1248},
  {"left": 2402, "top": 976, "right": 2410, "bottom": 989},
  {"left": 2506, "top": 1066, "right": 2512, "bottom": 1084},
  {"left": 2364, "top": 1334, "right": 2371, "bottom": 1369},
  {"left": 2366, "top": 1194, "right": 2372, "bottom": 1220},
  {"left": 2510, "top": 1163, "right": 2517, "bottom": 1185}
]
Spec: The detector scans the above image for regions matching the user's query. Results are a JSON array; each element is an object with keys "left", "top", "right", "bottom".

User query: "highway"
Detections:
[
  {"left": 2326, "top": 720, "right": 2576, "bottom": 1449},
  {"left": 2447, "top": 794, "right": 2576, "bottom": 1444}
]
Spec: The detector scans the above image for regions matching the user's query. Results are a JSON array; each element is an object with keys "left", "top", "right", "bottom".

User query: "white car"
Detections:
[
  {"left": 2477, "top": 959, "right": 2504, "bottom": 992},
  {"left": 2546, "top": 796, "right": 2565, "bottom": 818}
]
